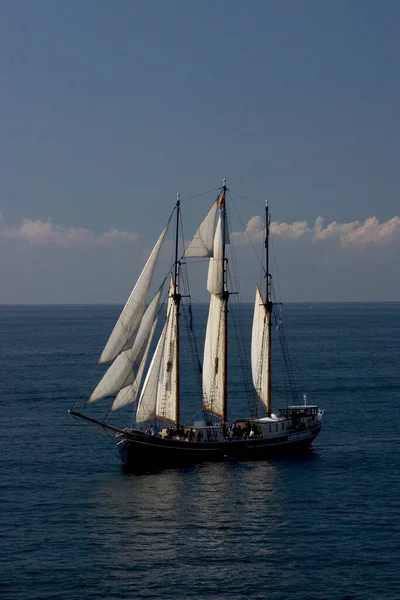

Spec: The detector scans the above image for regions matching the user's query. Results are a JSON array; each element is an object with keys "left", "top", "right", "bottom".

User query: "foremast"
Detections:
[{"left": 220, "top": 180, "right": 229, "bottom": 424}]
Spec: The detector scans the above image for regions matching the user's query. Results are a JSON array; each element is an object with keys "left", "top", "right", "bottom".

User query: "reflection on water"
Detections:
[{"left": 91, "top": 458, "right": 316, "bottom": 594}]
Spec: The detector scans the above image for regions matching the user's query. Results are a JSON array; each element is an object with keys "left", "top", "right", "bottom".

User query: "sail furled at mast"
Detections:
[
  {"left": 202, "top": 294, "right": 225, "bottom": 417},
  {"left": 206, "top": 216, "right": 224, "bottom": 295},
  {"left": 183, "top": 201, "right": 217, "bottom": 258},
  {"left": 98, "top": 223, "right": 168, "bottom": 364},
  {"left": 135, "top": 277, "right": 179, "bottom": 424},
  {"left": 251, "top": 285, "right": 270, "bottom": 409},
  {"left": 89, "top": 284, "right": 164, "bottom": 404},
  {"left": 202, "top": 212, "right": 226, "bottom": 418}
]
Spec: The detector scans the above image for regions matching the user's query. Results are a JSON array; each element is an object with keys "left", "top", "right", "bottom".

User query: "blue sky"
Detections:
[{"left": 1, "top": 0, "right": 399, "bottom": 302}]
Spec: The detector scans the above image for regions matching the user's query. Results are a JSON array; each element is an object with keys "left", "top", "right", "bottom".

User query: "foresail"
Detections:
[
  {"left": 202, "top": 294, "right": 225, "bottom": 417},
  {"left": 184, "top": 201, "right": 217, "bottom": 258},
  {"left": 251, "top": 285, "right": 269, "bottom": 408},
  {"left": 98, "top": 224, "right": 168, "bottom": 364},
  {"left": 155, "top": 289, "right": 177, "bottom": 423},
  {"left": 89, "top": 286, "right": 163, "bottom": 403},
  {"left": 136, "top": 322, "right": 168, "bottom": 423}
]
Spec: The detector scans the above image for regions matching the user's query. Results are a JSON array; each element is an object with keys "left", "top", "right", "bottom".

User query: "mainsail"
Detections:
[
  {"left": 251, "top": 285, "right": 270, "bottom": 409},
  {"left": 136, "top": 278, "right": 179, "bottom": 424},
  {"left": 89, "top": 285, "right": 164, "bottom": 405},
  {"left": 184, "top": 201, "right": 217, "bottom": 258},
  {"left": 202, "top": 213, "right": 227, "bottom": 418},
  {"left": 98, "top": 224, "right": 168, "bottom": 364},
  {"left": 155, "top": 282, "right": 178, "bottom": 422}
]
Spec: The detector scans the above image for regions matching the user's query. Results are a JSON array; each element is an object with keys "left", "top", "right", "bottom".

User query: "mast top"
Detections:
[
  {"left": 176, "top": 193, "right": 180, "bottom": 207},
  {"left": 223, "top": 178, "right": 226, "bottom": 188}
]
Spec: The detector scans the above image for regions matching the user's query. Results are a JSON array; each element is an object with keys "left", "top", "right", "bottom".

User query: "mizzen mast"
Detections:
[{"left": 265, "top": 200, "right": 272, "bottom": 416}]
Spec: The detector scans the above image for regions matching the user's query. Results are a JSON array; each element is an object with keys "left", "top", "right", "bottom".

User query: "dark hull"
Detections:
[{"left": 117, "top": 425, "right": 322, "bottom": 471}]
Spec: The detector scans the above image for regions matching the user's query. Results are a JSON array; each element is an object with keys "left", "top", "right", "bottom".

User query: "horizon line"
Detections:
[{"left": 0, "top": 300, "right": 399, "bottom": 307}]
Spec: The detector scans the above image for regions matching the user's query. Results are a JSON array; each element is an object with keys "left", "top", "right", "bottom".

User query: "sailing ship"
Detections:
[{"left": 70, "top": 181, "right": 323, "bottom": 470}]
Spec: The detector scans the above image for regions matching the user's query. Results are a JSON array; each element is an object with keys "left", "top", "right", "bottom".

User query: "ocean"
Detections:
[{"left": 1, "top": 303, "right": 399, "bottom": 600}]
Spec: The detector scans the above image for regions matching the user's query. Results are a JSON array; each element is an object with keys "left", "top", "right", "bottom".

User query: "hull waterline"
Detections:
[{"left": 116, "top": 425, "right": 322, "bottom": 471}]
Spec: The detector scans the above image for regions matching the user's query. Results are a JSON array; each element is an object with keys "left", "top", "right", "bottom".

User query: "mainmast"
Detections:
[
  {"left": 173, "top": 194, "right": 181, "bottom": 427},
  {"left": 265, "top": 200, "right": 272, "bottom": 416},
  {"left": 221, "top": 179, "right": 229, "bottom": 424}
]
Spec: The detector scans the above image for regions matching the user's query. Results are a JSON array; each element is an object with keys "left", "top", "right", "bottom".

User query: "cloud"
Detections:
[
  {"left": 0, "top": 218, "right": 139, "bottom": 246},
  {"left": 232, "top": 215, "right": 400, "bottom": 248}
]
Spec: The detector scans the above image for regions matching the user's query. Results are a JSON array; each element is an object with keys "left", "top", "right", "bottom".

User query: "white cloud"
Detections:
[
  {"left": 1, "top": 213, "right": 399, "bottom": 252},
  {"left": 0, "top": 218, "right": 139, "bottom": 246},
  {"left": 232, "top": 215, "right": 400, "bottom": 248}
]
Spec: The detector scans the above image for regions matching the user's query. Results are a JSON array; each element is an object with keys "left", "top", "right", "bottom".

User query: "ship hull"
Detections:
[{"left": 117, "top": 425, "right": 322, "bottom": 471}]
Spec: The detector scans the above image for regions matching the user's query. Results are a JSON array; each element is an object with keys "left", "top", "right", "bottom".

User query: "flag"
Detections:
[{"left": 219, "top": 190, "right": 225, "bottom": 208}]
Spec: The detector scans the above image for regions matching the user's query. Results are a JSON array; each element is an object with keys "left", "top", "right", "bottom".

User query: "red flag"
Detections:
[{"left": 219, "top": 190, "right": 225, "bottom": 208}]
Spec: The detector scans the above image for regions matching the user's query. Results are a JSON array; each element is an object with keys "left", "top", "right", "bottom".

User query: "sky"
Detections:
[{"left": 1, "top": 0, "right": 399, "bottom": 303}]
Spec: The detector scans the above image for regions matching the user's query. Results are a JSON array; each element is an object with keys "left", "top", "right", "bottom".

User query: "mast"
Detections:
[
  {"left": 221, "top": 179, "right": 228, "bottom": 423},
  {"left": 173, "top": 194, "right": 181, "bottom": 427},
  {"left": 265, "top": 200, "right": 272, "bottom": 416}
]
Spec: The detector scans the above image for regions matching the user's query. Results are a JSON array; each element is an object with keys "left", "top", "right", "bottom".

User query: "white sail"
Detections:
[
  {"left": 202, "top": 293, "right": 225, "bottom": 417},
  {"left": 207, "top": 216, "right": 224, "bottom": 295},
  {"left": 155, "top": 286, "right": 178, "bottom": 423},
  {"left": 89, "top": 286, "right": 163, "bottom": 403},
  {"left": 112, "top": 319, "right": 158, "bottom": 411},
  {"left": 98, "top": 224, "right": 168, "bottom": 364},
  {"left": 184, "top": 201, "right": 217, "bottom": 258},
  {"left": 136, "top": 322, "right": 168, "bottom": 423},
  {"left": 251, "top": 285, "right": 269, "bottom": 408}
]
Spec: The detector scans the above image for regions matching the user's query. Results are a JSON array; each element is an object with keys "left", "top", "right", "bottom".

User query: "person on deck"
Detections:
[{"left": 151, "top": 424, "right": 159, "bottom": 436}]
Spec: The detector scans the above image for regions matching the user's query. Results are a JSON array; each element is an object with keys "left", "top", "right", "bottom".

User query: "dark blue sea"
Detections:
[{"left": 1, "top": 303, "right": 399, "bottom": 600}]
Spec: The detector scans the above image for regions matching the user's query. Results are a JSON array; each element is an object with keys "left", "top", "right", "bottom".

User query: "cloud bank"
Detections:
[
  {"left": 1, "top": 215, "right": 399, "bottom": 249},
  {"left": 234, "top": 215, "right": 400, "bottom": 248},
  {"left": 0, "top": 218, "right": 139, "bottom": 246}
]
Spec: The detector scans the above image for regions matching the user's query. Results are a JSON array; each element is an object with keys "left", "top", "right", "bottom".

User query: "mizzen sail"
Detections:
[{"left": 251, "top": 285, "right": 270, "bottom": 409}]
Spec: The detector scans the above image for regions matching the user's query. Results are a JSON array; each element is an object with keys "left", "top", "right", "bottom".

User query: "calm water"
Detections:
[{"left": 1, "top": 303, "right": 399, "bottom": 600}]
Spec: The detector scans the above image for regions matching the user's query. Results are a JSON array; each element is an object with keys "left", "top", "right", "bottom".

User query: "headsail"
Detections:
[
  {"left": 89, "top": 285, "right": 164, "bottom": 404},
  {"left": 98, "top": 223, "right": 168, "bottom": 364},
  {"left": 112, "top": 318, "right": 158, "bottom": 411},
  {"left": 184, "top": 201, "right": 217, "bottom": 258},
  {"left": 251, "top": 285, "right": 270, "bottom": 409}
]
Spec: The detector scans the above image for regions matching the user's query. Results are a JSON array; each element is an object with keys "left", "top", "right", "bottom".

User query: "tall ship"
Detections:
[{"left": 70, "top": 181, "right": 323, "bottom": 470}]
